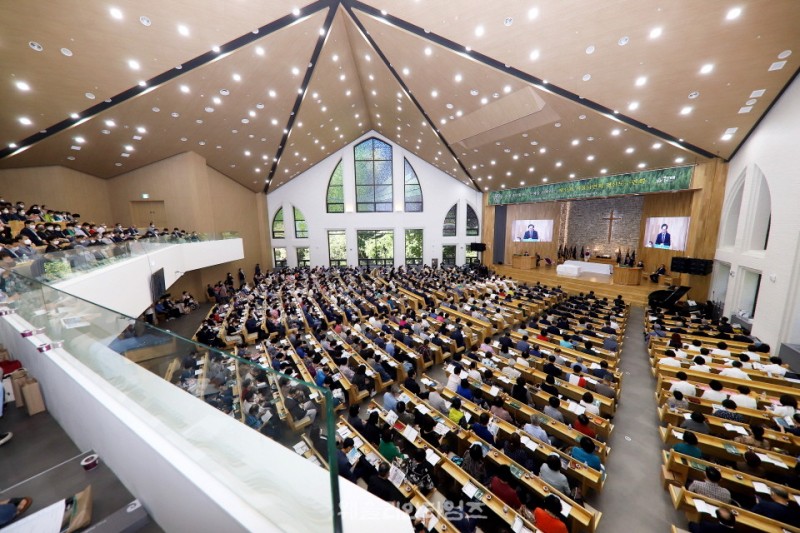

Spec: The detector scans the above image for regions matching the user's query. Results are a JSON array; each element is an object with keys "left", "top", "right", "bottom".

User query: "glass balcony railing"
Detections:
[
  {"left": 2, "top": 231, "right": 240, "bottom": 284},
  {"left": 0, "top": 267, "right": 341, "bottom": 532}
]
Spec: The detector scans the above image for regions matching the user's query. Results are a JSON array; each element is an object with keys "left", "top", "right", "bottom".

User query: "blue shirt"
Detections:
[
  {"left": 383, "top": 392, "right": 398, "bottom": 412},
  {"left": 456, "top": 384, "right": 474, "bottom": 401},
  {"left": 471, "top": 423, "right": 495, "bottom": 446},
  {"left": 570, "top": 447, "right": 602, "bottom": 470}
]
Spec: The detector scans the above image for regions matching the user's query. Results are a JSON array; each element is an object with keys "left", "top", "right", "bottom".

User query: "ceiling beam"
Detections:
[
  {"left": 347, "top": 0, "right": 719, "bottom": 162},
  {"left": 0, "top": 1, "right": 335, "bottom": 163},
  {"left": 343, "top": 2, "right": 479, "bottom": 190},
  {"left": 264, "top": 3, "right": 340, "bottom": 193}
]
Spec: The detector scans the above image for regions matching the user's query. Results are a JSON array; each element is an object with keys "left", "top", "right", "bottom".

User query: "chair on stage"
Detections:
[{"left": 544, "top": 257, "right": 553, "bottom": 267}]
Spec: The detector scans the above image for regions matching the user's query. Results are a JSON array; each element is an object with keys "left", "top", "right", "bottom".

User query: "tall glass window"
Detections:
[
  {"left": 273, "top": 247, "right": 287, "bottom": 268},
  {"left": 328, "top": 230, "right": 347, "bottom": 267},
  {"left": 272, "top": 208, "right": 284, "bottom": 239},
  {"left": 465, "top": 248, "right": 479, "bottom": 265},
  {"left": 357, "top": 230, "right": 394, "bottom": 267},
  {"left": 293, "top": 207, "right": 308, "bottom": 238},
  {"left": 354, "top": 138, "right": 393, "bottom": 212},
  {"left": 466, "top": 204, "right": 479, "bottom": 236},
  {"left": 326, "top": 160, "right": 344, "bottom": 213},
  {"left": 443, "top": 204, "right": 457, "bottom": 237},
  {"left": 405, "top": 229, "right": 423, "bottom": 266},
  {"left": 296, "top": 247, "right": 310, "bottom": 267},
  {"left": 404, "top": 159, "right": 423, "bottom": 212},
  {"left": 442, "top": 245, "right": 456, "bottom": 266}
]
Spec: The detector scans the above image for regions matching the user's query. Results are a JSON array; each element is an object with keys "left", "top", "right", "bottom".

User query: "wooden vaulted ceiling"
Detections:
[{"left": 1, "top": 0, "right": 798, "bottom": 193}]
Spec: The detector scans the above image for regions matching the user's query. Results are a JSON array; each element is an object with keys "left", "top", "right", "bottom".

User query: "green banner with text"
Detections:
[{"left": 488, "top": 165, "right": 694, "bottom": 205}]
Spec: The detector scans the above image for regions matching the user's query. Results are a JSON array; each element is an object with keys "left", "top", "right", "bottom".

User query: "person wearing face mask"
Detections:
[
  {"left": 18, "top": 222, "right": 45, "bottom": 246},
  {"left": 0, "top": 222, "right": 12, "bottom": 245},
  {"left": 13, "top": 236, "right": 37, "bottom": 258},
  {"left": 0, "top": 207, "right": 14, "bottom": 224}
]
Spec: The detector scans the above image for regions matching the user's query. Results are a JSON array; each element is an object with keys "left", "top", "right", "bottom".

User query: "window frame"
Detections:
[
  {"left": 442, "top": 244, "right": 457, "bottom": 266},
  {"left": 327, "top": 229, "right": 348, "bottom": 267},
  {"left": 466, "top": 203, "right": 480, "bottom": 237},
  {"left": 403, "top": 158, "right": 423, "bottom": 212},
  {"left": 296, "top": 246, "right": 310, "bottom": 267},
  {"left": 404, "top": 228, "right": 423, "bottom": 266},
  {"left": 273, "top": 247, "right": 287, "bottom": 268},
  {"left": 356, "top": 229, "right": 395, "bottom": 268},
  {"left": 271, "top": 207, "right": 285, "bottom": 239},
  {"left": 293, "top": 206, "right": 308, "bottom": 239},
  {"left": 443, "top": 204, "right": 457, "bottom": 237},
  {"left": 354, "top": 137, "right": 393, "bottom": 213},
  {"left": 326, "top": 159, "right": 345, "bottom": 213}
]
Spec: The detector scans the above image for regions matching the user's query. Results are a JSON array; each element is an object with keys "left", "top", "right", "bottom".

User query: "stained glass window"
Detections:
[
  {"left": 443, "top": 204, "right": 457, "bottom": 237},
  {"left": 404, "top": 159, "right": 423, "bottom": 212},
  {"left": 326, "top": 160, "right": 344, "bottom": 213},
  {"left": 354, "top": 138, "right": 393, "bottom": 212},
  {"left": 272, "top": 207, "right": 284, "bottom": 239}
]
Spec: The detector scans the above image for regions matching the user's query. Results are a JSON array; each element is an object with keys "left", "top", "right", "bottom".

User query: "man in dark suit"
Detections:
[
  {"left": 650, "top": 264, "right": 667, "bottom": 283},
  {"left": 19, "top": 222, "right": 44, "bottom": 246},
  {"left": 522, "top": 224, "right": 539, "bottom": 240},
  {"left": 450, "top": 326, "right": 465, "bottom": 349},
  {"left": 655, "top": 224, "right": 671, "bottom": 247}
]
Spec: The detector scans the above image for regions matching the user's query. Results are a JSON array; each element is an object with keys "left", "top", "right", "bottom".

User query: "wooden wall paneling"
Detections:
[
  {"left": 481, "top": 193, "right": 495, "bottom": 265},
  {"left": 638, "top": 190, "right": 693, "bottom": 287}
]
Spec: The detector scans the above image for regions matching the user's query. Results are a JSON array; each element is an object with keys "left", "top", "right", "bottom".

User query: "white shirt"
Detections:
[
  {"left": 687, "top": 345, "right": 702, "bottom": 352},
  {"left": 740, "top": 351, "right": 761, "bottom": 362},
  {"left": 711, "top": 348, "right": 731, "bottom": 357},
  {"left": 718, "top": 367, "right": 751, "bottom": 380},
  {"left": 516, "top": 357, "right": 531, "bottom": 368},
  {"left": 701, "top": 389, "right": 728, "bottom": 403},
  {"left": 580, "top": 400, "right": 601, "bottom": 416},
  {"left": 692, "top": 365, "right": 712, "bottom": 373},
  {"left": 468, "top": 369, "right": 482, "bottom": 383},
  {"left": 670, "top": 381, "right": 697, "bottom": 398},
  {"left": 446, "top": 373, "right": 460, "bottom": 392},
  {"left": 773, "top": 405, "right": 797, "bottom": 418},
  {"left": 729, "top": 393, "right": 758, "bottom": 410},
  {"left": 675, "top": 349, "right": 689, "bottom": 359},
  {"left": 502, "top": 366, "right": 521, "bottom": 380},
  {"left": 659, "top": 357, "right": 683, "bottom": 368},
  {"left": 761, "top": 363, "right": 787, "bottom": 377}
]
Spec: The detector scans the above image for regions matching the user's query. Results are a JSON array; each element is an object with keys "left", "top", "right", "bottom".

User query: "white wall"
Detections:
[
  {"left": 52, "top": 239, "right": 244, "bottom": 317},
  {"left": 714, "top": 76, "right": 800, "bottom": 349},
  {"left": 267, "top": 131, "right": 483, "bottom": 267}
]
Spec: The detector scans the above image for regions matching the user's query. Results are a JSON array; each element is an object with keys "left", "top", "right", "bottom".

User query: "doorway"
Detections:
[{"left": 130, "top": 201, "right": 167, "bottom": 228}]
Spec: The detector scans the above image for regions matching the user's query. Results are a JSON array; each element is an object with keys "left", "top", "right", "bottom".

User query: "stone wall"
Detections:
[{"left": 560, "top": 196, "right": 643, "bottom": 257}]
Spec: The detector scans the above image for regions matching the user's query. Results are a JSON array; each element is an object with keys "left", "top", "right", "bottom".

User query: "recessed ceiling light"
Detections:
[
  {"left": 70, "top": 113, "right": 79, "bottom": 119},
  {"left": 675, "top": 157, "right": 685, "bottom": 163},
  {"left": 128, "top": 59, "right": 140, "bottom": 70},
  {"left": 136, "top": 127, "right": 146, "bottom": 134},
  {"left": 618, "top": 36, "right": 629, "bottom": 46},
  {"left": 177, "top": 24, "right": 190, "bottom": 36},
  {"left": 220, "top": 89, "right": 230, "bottom": 96},
  {"left": 480, "top": 97, "right": 488, "bottom": 104},
  {"left": 29, "top": 41, "right": 43, "bottom": 52},
  {"left": 151, "top": 107, "right": 159, "bottom": 112},
  {"left": 652, "top": 142, "right": 662, "bottom": 149},
  {"left": 180, "top": 85, "right": 190, "bottom": 93},
  {"left": 139, "top": 15, "right": 151, "bottom": 26},
  {"left": 232, "top": 73, "right": 241, "bottom": 81},
  {"left": 15, "top": 81, "right": 30, "bottom": 91},
  {"left": 171, "top": 112, "right": 179, "bottom": 118},
  {"left": 688, "top": 91, "right": 700, "bottom": 99},
  {"left": 625, "top": 147, "right": 634, "bottom": 154},
  {"left": 291, "top": 67, "right": 300, "bottom": 76},
  {"left": 726, "top": 7, "right": 742, "bottom": 20},
  {"left": 109, "top": 7, "right": 123, "bottom": 19},
  {"left": 138, "top": 80, "right": 147, "bottom": 87},
  {"left": 611, "top": 129, "right": 621, "bottom": 136},
  {"left": 292, "top": 7, "right": 301, "bottom": 16},
  {"left": 255, "top": 46, "right": 265, "bottom": 57},
  {"left": 637, "top": 162, "right": 646, "bottom": 168},
  {"left": 582, "top": 74, "right": 592, "bottom": 82},
  {"left": 105, "top": 120, "right": 116, "bottom": 127},
  {"left": 635, "top": 76, "right": 647, "bottom": 87},
  {"left": 569, "top": 173, "right": 575, "bottom": 178},
  {"left": 587, "top": 155, "right": 595, "bottom": 161},
  {"left": 649, "top": 27, "right": 662, "bottom": 39},
  {"left": 17, "top": 116, "right": 31, "bottom": 126},
  {"left": 585, "top": 45, "right": 596, "bottom": 55},
  {"left": 680, "top": 106, "right": 693, "bottom": 115},
  {"left": 503, "top": 85, "right": 512, "bottom": 93},
  {"left": 571, "top": 139, "right": 580, "bottom": 146},
  {"left": 699, "top": 63, "right": 714, "bottom": 75},
  {"left": 628, "top": 101, "right": 639, "bottom": 111},
  {"left": 85, "top": 92, "right": 96, "bottom": 99},
  {"left": 529, "top": 49, "right": 540, "bottom": 61},
  {"left": 738, "top": 106, "right": 752, "bottom": 114},
  {"left": 542, "top": 178, "right": 548, "bottom": 183},
  {"left": 555, "top": 161, "right": 562, "bottom": 167},
  {"left": 768, "top": 61, "right": 786, "bottom": 71},
  {"left": 431, "top": 90, "right": 438, "bottom": 98},
  {"left": 539, "top": 147, "right": 547, "bottom": 154},
  {"left": 267, "top": 89, "right": 276, "bottom": 98},
  {"left": 124, "top": 145, "right": 134, "bottom": 152},
  {"left": 454, "top": 73, "right": 462, "bottom": 82},
  {"left": 724, "top": 127, "right": 738, "bottom": 135},
  {"left": 474, "top": 25, "right": 485, "bottom": 37}
]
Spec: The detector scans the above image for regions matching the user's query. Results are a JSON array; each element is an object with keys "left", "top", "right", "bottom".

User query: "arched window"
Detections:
[
  {"left": 443, "top": 204, "right": 457, "bottom": 237},
  {"left": 404, "top": 159, "right": 423, "bottom": 212},
  {"left": 466, "top": 204, "right": 479, "bottom": 236},
  {"left": 272, "top": 207, "right": 284, "bottom": 239},
  {"left": 293, "top": 206, "right": 308, "bottom": 238},
  {"left": 354, "top": 137, "right": 392, "bottom": 212},
  {"left": 326, "top": 159, "right": 344, "bottom": 213}
]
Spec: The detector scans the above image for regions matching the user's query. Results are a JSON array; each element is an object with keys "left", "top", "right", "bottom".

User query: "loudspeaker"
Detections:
[
  {"left": 469, "top": 243, "right": 487, "bottom": 252},
  {"left": 670, "top": 257, "right": 688, "bottom": 273},
  {"left": 687, "top": 259, "right": 713, "bottom": 276}
]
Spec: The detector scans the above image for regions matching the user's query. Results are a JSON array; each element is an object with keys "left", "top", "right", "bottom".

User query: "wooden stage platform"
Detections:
[{"left": 492, "top": 264, "right": 661, "bottom": 307}]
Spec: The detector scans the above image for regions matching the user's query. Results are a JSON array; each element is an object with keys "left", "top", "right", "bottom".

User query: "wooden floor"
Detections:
[{"left": 492, "top": 263, "right": 663, "bottom": 306}]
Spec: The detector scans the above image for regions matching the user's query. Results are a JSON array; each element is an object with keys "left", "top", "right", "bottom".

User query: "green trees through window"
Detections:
[
  {"left": 293, "top": 206, "right": 308, "bottom": 238},
  {"left": 328, "top": 230, "right": 347, "bottom": 267},
  {"left": 326, "top": 160, "right": 344, "bottom": 213},
  {"left": 357, "top": 230, "right": 394, "bottom": 267},
  {"left": 272, "top": 208, "right": 284, "bottom": 239},
  {"left": 405, "top": 229, "right": 423, "bottom": 265}
]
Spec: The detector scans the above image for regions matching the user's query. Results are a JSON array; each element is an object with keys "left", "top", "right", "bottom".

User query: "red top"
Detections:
[
  {"left": 490, "top": 477, "right": 522, "bottom": 510},
  {"left": 537, "top": 334, "right": 549, "bottom": 342},
  {"left": 573, "top": 419, "right": 597, "bottom": 439},
  {"left": 534, "top": 508, "right": 569, "bottom": 533}
]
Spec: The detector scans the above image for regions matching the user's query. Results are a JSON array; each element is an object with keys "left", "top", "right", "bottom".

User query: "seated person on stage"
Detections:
[{"left": 650, "top": 263, "right": 667, "bottom": 283}]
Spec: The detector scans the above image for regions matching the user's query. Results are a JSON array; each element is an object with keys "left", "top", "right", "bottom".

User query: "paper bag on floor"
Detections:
[
  {"left": 11, "top": 369, "right": 28, "bottom": 407},
  {"left": 3, "top": 376, "right": 14, "bottom": 404},
  {"left": 22, "top": 378, "right": 46, "bottom": 415}
]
